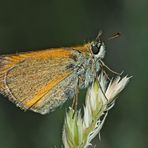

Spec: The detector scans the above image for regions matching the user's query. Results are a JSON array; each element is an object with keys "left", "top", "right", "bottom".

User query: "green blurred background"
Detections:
[{"left": 0, "top": 0, "right": 147, "bottom": 148}]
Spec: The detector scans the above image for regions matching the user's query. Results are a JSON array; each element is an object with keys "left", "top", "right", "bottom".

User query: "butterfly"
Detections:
[{"left": 0, "top": 32, "right": 106, "bottom": 114}]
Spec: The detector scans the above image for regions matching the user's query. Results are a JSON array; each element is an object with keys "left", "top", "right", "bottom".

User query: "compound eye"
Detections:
[
  {"left": 92, "top": 45, "right": 99, "bottom": 54},
  {"left": 91, "top": 42, "right": 102, "bottom": 55}
]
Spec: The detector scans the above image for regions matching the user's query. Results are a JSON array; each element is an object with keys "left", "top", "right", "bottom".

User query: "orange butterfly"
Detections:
[{"left": 0, "top": 33, "right": 106, "bottom": 114}]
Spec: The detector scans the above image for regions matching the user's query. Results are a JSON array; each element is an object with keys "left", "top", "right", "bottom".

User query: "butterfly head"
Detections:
[{"left": 90, "top": 31, "right": 105, "bottom": 59}]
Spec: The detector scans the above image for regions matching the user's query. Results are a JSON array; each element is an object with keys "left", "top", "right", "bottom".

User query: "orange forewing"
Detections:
[{"left": 0, "top": 44, "right": 90, "bottom": 114}]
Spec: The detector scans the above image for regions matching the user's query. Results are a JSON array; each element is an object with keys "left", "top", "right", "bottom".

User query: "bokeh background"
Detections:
[{"left": 0, "top": 0, "right": 147, "bottom": 148}]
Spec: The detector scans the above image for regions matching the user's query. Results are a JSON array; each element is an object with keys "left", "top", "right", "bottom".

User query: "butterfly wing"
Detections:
[{"left": 0, "top": 48, "right": 80, "bottom": 114}]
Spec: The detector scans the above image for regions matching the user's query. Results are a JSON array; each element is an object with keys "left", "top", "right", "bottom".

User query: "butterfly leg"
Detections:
[
  {"left": 99, "top": 60, "right": 121, "bottom": 76},
  {"left": 99, "top": 62, "right": 110, "bottom": 80},
  {"left": 72, "top": 77, "right": 79, "bottom": 111},
  {"left": 71, "top": 82, "right": 79, "bottom": 111}
]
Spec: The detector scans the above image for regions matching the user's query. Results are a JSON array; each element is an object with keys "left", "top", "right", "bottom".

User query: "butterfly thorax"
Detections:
[{"left": 73, "top": 41, "right": 105, "bottom": 89}]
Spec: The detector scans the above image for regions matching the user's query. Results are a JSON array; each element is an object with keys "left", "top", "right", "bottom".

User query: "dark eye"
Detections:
[{"left": 91, "top": 42, "right": 102, "bottom": 54}]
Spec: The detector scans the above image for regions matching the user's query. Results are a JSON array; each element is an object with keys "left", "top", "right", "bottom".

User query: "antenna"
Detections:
[
  {"left": 96, "top": 30, "right": 103, "bottom": 42},
  {"left": 107, "top": 32, "right": 121, "bottom": 41}
]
